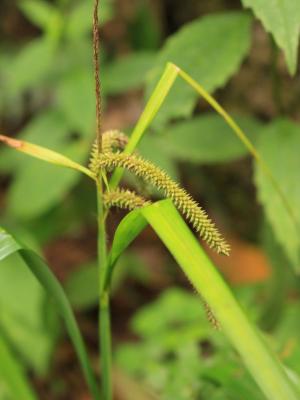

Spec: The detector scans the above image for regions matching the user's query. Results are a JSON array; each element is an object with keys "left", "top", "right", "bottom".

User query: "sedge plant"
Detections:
[{"left": 0, "top": 1, "right": 300, "bottom": 399}]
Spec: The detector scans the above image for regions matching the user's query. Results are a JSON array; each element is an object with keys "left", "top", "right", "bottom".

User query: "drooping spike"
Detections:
[{"left": 96, "top": 152, "right": 230, "bottom": 255}]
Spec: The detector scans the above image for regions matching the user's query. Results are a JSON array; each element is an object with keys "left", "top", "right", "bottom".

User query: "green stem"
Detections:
[
  {"left": 96, "top": 179, "right": 113, "bottom": 400},
  {"left": 99, "top": 290, "right": 112, "bottom": 400}
]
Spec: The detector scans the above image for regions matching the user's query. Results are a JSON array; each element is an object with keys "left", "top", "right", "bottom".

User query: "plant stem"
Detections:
[{"left": 96, "top": 180, "right": 112, "bottom": 400}]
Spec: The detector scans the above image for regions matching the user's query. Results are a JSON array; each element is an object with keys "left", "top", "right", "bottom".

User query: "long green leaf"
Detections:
[
  {"left": 0, "top": 335, "right": 37, "bottom": 400},
  {"left": 109, "top": 63, "right": 178, "bottom": 189},
  {"left": 108, "top": 63, "right": 299, "bottom": 272},
  {"left": 104, "top": 209, "right": 148, "bottom": 290},
  {"left": 0, "top": 228, "right": 100, "bottom": 400},
  {"left": 107, "top": 201, "right": 299, "bottom": 400}
]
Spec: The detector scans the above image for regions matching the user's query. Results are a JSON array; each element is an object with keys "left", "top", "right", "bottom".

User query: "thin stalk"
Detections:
[
  {"left": 96, "top": 180, "right": 113, "bottom": 400},
  {"left": 92, "top": 0, "right": 113, "bottom": 396},
  {"left": 93, "top": 0, "right": 102, "bottom": 153},
  {"left": 177, "top": 65, "right": 300, "bottom": 236}
]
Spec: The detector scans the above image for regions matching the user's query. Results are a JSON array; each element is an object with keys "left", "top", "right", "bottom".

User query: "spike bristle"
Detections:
[
  {"left": 97, "top": 153, "right": 230, "bottom": 255},
  {"left": 102, "top": 130, "right": 129, "bottom": 154},
  {"left": 103, "top": 188, "right": 151, "bottom": 211}
]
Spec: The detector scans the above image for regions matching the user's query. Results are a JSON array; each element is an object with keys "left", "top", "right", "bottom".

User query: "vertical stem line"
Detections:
[
  {"left": 97, "top": 180, "right": 112, "bottom": 400},
  {"left": 93, "top": 0, "right": 112, "bottom": 397},
  {"left": 93, "top": 0, "right": 102, "bottom": 153}
]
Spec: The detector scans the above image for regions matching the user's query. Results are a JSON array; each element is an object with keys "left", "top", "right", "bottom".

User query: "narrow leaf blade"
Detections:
[
  {"left": 139, "top": 200, "right": 299, "bottom": 400},
  {"left": 0, "top": 135, "right": 93, "bottom": 179},
  {"left": 0, "top": 228, "right": 100, "bottom": 400},
  {"left": 0, "top": 335, "right": 37, "bottom": 400}
]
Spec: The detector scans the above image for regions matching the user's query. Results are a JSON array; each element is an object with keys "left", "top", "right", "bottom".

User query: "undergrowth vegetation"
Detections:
[{"left": 0, "top": 1, "right": 300, "bottom": 399}]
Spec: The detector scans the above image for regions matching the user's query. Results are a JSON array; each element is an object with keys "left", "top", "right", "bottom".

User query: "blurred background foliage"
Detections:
[{"left": 0, "top": 0, "right": 300, "bottom": 399}]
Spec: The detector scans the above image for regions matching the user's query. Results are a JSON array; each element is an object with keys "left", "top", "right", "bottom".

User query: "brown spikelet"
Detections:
[
  {"left": 202, "top": 299, "right": 221, "bottom": 330},
  {"left": 102, "top": 130, "right": 129, "bottom": 154},
  {"left": 89, "top": 140, "right": 100, "bottom": 173},
  {"left": 96, "top": 153, "right": 230, "bottom": 255},
  {"left": 89, "top": 131, "right": 129, "bottom": 174},
  {"left": 103, "top": 188, "right": 151, "bottom": 211}
]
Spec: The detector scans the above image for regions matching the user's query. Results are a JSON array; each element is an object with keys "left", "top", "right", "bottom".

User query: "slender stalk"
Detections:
[
  {"left": 92, "top": 0, "right": 113, "bottom": 396},
  {"left": 96, "top": 180, "right": 113, "bottom": 400},
  {"left": 177, "top": 65, "right": 300, "bottom": 237},
  {"left": 93, "top": 0, "right": 102, "bottom": 153}
]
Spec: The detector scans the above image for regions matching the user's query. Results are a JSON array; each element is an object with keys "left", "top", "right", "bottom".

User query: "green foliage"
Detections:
[
  {"left": 4, "top": 38, "right": 55, "bottom": 98},
  {"left": 0, "top": 254, "right": 58, "bottom": 374},
  {"left": 65, "top": 253, "right": 150, "bottom": 310},
  {"left": 5, "top": 111, "right": 89, "bottom": 219},
  {"left": 0, "top": 335, "right": 36, "bottom": 400},
  {"left": 97, "top": 153, "right": 230, "bottom": 254},
  {"left": 0, "top": 227, "right": 100, "bottom": 399},
  {"left": 255, "top": 119, "right": 300, "bottom": 269},
  {"left": 147, "top": 12, "right": 251, "bottom": 127},
  {"left": 159, "top": 113, "right": 262, "bottom": 164},
  {"left": 103, "top": 52, "right": 155, "bottom": 95},
  {"left": 1, "top": 1, "right": 300, "bottom": 398},
  {"left": 241, "top": 0, "right": 300, "bottom": 75},
  {"left": 116, "top": 288, "right": 263, "bottom": 400}
]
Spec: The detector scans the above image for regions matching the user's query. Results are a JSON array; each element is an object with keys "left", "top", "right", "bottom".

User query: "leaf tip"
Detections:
[{"left": 0, "top": 134, "right": 23, "bottom": 149}]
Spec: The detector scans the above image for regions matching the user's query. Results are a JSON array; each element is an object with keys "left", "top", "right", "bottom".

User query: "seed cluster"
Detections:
[
  {"left": 96, "top": 152, "right": 230, "bottom": 255},
  {"left": 89, "top": 130, "right": 129, "bottom": 173},
  {"left": 102, "top": 130, "right": 129, "bottom": 154},
  {"left": 104, "top": 188, "right": 151, "bottom": 211}
]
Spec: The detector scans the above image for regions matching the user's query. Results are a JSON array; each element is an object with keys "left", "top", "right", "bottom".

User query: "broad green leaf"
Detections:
[
  {"left": 160, "top": 114, "right": 261, "bottom": 163},
  {"left": 19, "top": 0, "right": 59, "bottom": 30},
  {"left": 4, "top": 111, "right": 91, "bottom": 219},
  {"left": 241, "top": 0, "right": 300, "bottom": 75},
  {"left": 56, "top": 68, "right": 96, "bottom": 136},
  {"left": 19, "top": 0, "right": 63, "bottom": 41},
  {"left": 117, "top": 289, "right": 264, "bottom": 400},
  {"left": 0, "top": 335, "right": 36, "bottom": 400},
  {"left": 131, "top": 288, "right": 210, "bottom": 344},
  {"left": 5, "top": 38, "right": 55, "bottom": 97},
  {"left": 103, "top": 52, "right": 155, "bottom": 95},
  {"left": 255, "top": 119, "right": 300, "bottom": 270},
  {"left": 0, "top": 253, "right": 58, "bottom": 374},
  {"left": 147, "top": 12, "right": 251, "bottom": 127},
  {"left": 0, "top": 228, "right": 57, "bottom": 373},
  {"left": 0, "top": 227, "right": 100, "bottom": 400},
  {"left": 109, "top": 200, "right": 299, "bottom": 399},
  {"left": 138, "top": 135, "right": 178, "bottom": 179}
]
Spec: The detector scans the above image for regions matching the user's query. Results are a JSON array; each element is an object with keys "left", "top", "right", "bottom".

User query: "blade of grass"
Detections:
[
  {"left": 0, "top": 135, "right": 94, "bottom": 179},
  {"left": 107, "top": 61, "right": 299, "bottom": 269},
  {"left": 176, "top": 65, "right": 300, "bottom": 267},
  {"left": 139, "top": 200, "right": 299, "bottom": 400},
  {"left": 0, "top": 228, "right": 100, "bottom": 400},
  {"left": 105, "top": 202, "right": 299, "bottom": 400},
  {"left": 109, "top": 63, "right": 179, "bottom": 189},
  {"left": 104, "top": 209, "right": 148, "bottom": 290},
  {"left": 0, "top": 335, "right": 37, "bottom": 400}
]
